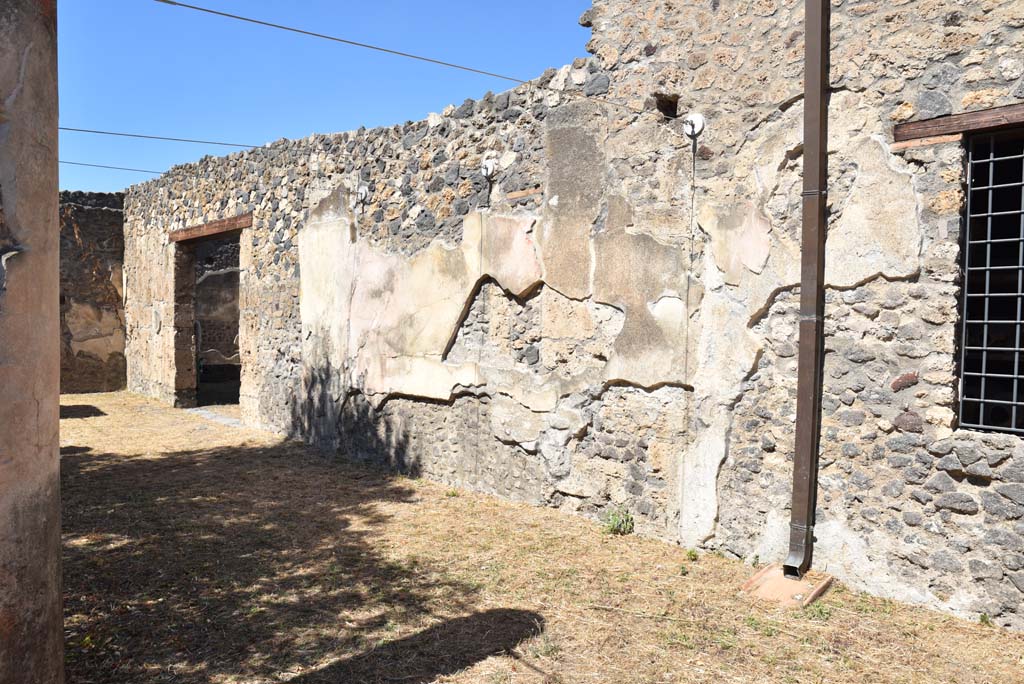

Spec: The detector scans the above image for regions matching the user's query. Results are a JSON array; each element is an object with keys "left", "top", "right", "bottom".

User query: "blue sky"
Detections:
[{"left": 59, "top": 0, "right": 592, "bottom": 192}]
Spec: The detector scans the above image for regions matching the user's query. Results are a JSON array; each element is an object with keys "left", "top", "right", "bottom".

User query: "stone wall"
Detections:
[
  {"left": 125, "top": 0, "right": 1024, "bottom": 628},
  {"left": 59, "top": 191, "right": 126, "bottom": 392}
]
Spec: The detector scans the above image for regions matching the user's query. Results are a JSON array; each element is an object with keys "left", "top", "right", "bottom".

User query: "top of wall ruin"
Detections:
[
  {"left": 125, "top": 0, "right": 1024, "bottom": 217},
  {"left": 60, "top": 191, "right": 124, "bottom": 211}
]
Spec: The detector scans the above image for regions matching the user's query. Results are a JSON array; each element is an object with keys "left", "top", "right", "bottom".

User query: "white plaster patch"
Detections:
[
  {"left": 751, "top": 508, "right": 789, "bottom": 562},
  {"left": 825, "top": 138, "right": 922, "bottom": 287},
  {"left": 816, "top": 516, "right": 938, "bottom": 606},
  {"left": 649, "top": 294, "right": 686, "bottom": 331},
  {"left": 680, "top": 411, "right": 731, "bottom": 548},
  {"left": 679, "top": 289, "right": 761, "bottom": 546},
  {"left": 300, "top": 195, "right": 544, "bottom": 403},
  {"left": 490, "top": 394, "right": 546, "bottom": 451},
  {"left": 702, "top": 203, "right": 773, "bottom": 286}
]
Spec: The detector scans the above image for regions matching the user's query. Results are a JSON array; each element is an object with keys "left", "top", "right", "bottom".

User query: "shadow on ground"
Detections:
[
  {"left": 60, "top": 404, "right": 106, "bottom": 419},
  {"left": 62, "top": 436, "right": 537, "bottom": 683},
  {"left": 293, "top": 609, "right": 543, "bottom": 684}
]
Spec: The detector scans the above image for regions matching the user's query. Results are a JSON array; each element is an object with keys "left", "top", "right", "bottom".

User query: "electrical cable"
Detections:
[
  {"left": 60, "top": 127, "right": 256, "bottom": 148},
  {"left": 65, "top": 2, "right": 666, "bottom": 177},
  {"left": 60, "top": 160, "right": 163, "bottom": 174},
  {"left": 153, "top": 0, "right": 526, "bottom": 84},
  {"left": 681, "top": 118, "right": 702, "bottom": 388},
  {"left": 152, "top": 0, "right": 647, "bottom": 116}
]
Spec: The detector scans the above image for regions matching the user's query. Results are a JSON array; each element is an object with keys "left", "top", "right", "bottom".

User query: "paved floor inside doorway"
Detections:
[{"left": 61, "top": 392, "right": 1024, "bottom": 684}]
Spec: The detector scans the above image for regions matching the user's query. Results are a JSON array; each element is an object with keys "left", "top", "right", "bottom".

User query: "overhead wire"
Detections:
[
  {"left": 65, "top": 1, "right": 657, "bottom": 175},
  {"left": 60, "top": 127, "right": 256, "bottom": 148},
  {"left": 58, "top": 128, "right": 254, "bottom": 178},
  {"left": 60, "top": 161, "right": 163, "bottom": 174},
  {"left": 153, "top": 0, "right": 527, "bottom": 84},
  {"left": 151, "top": 0, "right": 648, "bottom": 116}
]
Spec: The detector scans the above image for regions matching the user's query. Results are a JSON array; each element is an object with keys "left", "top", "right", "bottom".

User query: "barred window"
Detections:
[{"left": 960, "top": 129, "right": 1024, "bottom": 433}]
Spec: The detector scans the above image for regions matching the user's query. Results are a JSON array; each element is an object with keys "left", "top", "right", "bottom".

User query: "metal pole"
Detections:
[{"left": 783, "top": 0, "right": 831, "bottom": 579}]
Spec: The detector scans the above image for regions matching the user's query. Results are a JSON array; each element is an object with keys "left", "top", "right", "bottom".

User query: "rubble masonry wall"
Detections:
[
  {"left": 125, "top": 0, "right": 1024, "bottom": 628},
  {"left": 59, "top": 191, "right": 126, "bottom": 393}
]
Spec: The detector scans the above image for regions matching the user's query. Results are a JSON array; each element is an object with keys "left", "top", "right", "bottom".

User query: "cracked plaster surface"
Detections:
[{"left": 295, "top": 90, "right": 925, "bottom": 549}]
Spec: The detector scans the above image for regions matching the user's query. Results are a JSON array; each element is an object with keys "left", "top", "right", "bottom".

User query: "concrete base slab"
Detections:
[{"left": 741, "top": 563, "right": 834, "bottom": 608}]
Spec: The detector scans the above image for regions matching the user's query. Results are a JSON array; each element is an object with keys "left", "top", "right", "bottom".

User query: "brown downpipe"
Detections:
[{"left": 783, "top": 0, "right": 831, "bottom": 579}]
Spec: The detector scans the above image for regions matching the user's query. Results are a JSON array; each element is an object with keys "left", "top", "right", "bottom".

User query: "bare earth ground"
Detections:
[{"left": 61, "top": 392, "right": 1024, "bottom": 684}]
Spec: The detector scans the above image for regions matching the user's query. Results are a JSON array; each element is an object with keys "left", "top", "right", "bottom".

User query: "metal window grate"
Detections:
[{"left": 959, "top": 129, "right": 1024, "bottom": 434}]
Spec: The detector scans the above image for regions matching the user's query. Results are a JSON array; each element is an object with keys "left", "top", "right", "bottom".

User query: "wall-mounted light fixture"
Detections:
[
  {"left": 346, "top": 183, "right": 371, "bottom": 243},
  {"left": 356, "top": 184, "right": 370, "bottom": 208},
  {"left": 682, "top": 112, "right": 706, "bottom": 140},
  {"left": 480, "top": 157, "right": 498, "bottom": 208},
  {"left": 481, "top": 158, "right": 498, "bottom": 181}
]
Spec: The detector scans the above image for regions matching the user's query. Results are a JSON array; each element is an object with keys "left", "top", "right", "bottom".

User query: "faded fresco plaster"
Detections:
[{"left": 295, "top": 89, "right": 933, "bottom": 600}]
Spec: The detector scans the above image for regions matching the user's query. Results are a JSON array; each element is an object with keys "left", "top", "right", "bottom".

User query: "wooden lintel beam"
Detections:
[
  {"left": 169, "top": 213, "right": 253, "bottom": 243},
  {"left": 894, "top": 103, "right": 1024, "bottom": 143},
  {"left": 890, "top": 133, "right": 963, "bottom": 152}
]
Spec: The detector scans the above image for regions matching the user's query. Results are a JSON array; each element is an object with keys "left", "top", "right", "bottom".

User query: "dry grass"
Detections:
[{"left": 61, "top": 392, "right": 1024, "bottom": 684}]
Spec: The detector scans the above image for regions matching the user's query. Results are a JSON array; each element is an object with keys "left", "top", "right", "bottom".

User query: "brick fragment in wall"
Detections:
[{"left": 891, "top": 372, "right": 919, "bottom": 392}]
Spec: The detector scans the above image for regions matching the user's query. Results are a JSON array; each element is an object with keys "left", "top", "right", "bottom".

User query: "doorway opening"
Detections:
[
  {"left": 172, "top": 229, "right": 242, "bottom": 407},
  {"left": 194, "top": 232, "right": 241, "bottom": 405}
]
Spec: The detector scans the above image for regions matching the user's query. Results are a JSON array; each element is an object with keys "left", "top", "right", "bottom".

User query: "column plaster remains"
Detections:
[{"left": 0, "top": 0, "right": 63, "bottom": 680}]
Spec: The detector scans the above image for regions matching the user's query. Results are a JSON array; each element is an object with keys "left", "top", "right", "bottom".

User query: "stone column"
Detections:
[{"left": 0, "top": 1, "right": 63, "bottom": 682}]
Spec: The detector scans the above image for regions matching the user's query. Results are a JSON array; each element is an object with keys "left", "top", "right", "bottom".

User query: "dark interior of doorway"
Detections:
[{"left": 194, "top": 232, "right": 241, "bottom": 406}]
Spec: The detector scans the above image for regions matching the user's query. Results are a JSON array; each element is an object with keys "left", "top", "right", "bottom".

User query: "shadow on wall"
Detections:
[
  {"left": 293, "top": 359, "right": 424, "bottom": 477},
  {"left": 62, "top": 439, "right": 533, "bottom": 682}
]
